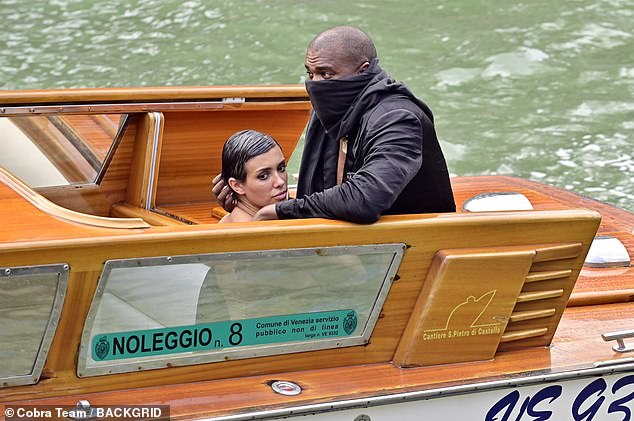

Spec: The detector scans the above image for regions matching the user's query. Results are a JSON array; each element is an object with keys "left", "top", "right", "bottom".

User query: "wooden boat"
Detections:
[{"left": 0, "top": 85, "right": 632, "bottom": 420}]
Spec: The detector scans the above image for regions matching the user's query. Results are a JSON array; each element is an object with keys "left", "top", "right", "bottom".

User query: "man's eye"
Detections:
[
  {"left": 322, "top": 72, "right": 333, "bottom": 79},
  {"left": 306, "top": 71, "right": 314, "bottom": 80}
]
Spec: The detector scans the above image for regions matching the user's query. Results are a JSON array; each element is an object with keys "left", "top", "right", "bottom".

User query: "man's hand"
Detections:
[
  {"left": 252, "top": 203, "right": 279, "bottom": 221},
  {"left": 212, "top": 174, "right": 235, "bottom": 212}
]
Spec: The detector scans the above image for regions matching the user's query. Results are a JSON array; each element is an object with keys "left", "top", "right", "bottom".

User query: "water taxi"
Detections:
[{"left": 0, "top": 85, "right": 632, "bottom": 420}]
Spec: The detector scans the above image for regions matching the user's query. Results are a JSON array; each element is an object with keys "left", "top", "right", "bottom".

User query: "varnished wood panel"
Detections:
[
  {"left": 126, "top": 112, "right": 164, "bottom": 208},
  {"left": 156, "top": 202, "right": 218, "bottom": 224},
  {"left": 452, "top": 175, "right": 634, "bottom": 232},
  {"left": 110, "top": 204, "right": 185, "bottom": 226},
  {"left": 0, "top": 169, "right": 148, "bottom": 229},
  {"left": 498, "top": 243, "right": 585, "bottom": 352},
  {"left": 155, "top": 108, "right": 310, "bottom": 205},
  {"left": 394, "top": 248, "right": 535, "bottom": 366},
  {"left": 394, "top": 240, "right": 594, "bottom": 366},
  {"left": 450, "top": 176, "right": 634, "bottom": 307},
  {"left": 0, "top": 209, "right": 600, "bottom": 401},
  {"left": 57, "top": 114, "right": 121, "bottom": 161},
  {"left": 7, "top": 303, "right": 634, "bottom": 420},
  {"left": 0, "top": 181, "right": 150, "bottom": 247}
]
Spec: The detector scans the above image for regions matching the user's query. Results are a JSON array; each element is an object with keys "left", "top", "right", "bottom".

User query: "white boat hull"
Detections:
[{"left": 256, "top": 368, "right": 634, "bottom": 421}]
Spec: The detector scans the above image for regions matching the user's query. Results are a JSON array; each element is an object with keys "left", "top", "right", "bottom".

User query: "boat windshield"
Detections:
[{"left": 0, "top": 115, "right": 124, "bottom": 188}]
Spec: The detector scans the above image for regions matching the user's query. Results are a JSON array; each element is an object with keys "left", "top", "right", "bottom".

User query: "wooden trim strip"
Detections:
[
  {"left": 568, "top": 289, "right": 634, "bottom": 307},
  {"left": 0, "top": 168, "right": 150, "bottom": 229},
  {"left": 533, "top": 243, "right": 582, "bottom": 262},
  {"left": 509, "top": 308, "right": 557, "bottom": 323},
  {"left": 2, "top": 102, "right": 223, "bottom": 116},
  {"left": 1, "top": 101, "right": 312, "bottom": 117},
  {"left": 0, "top": 85, "right": 309, "bottom": 105},
  {"left": 517, "top": 289, "right": 565, "bottom": 303},
  {"left": 223, "top": 101, "right": 312, "bottom": 110},
  {"left": 110, "top": 204, "right": 184, "bottom": 226},
  {"left": 525, "top": 269, "right": 573, "bottom": 283},
  {"left": 500, "top": 328, "right": 548, "bottom": 343}
]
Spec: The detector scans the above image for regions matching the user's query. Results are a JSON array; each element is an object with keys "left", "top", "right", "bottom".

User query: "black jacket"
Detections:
[{"left": 276, "top": 61, "right": 455, "bottom": 223}]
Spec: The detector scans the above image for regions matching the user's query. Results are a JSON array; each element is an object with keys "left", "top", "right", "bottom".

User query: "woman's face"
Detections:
[{"left": 231, "top": 145, "right": 287, "bottom": 208}]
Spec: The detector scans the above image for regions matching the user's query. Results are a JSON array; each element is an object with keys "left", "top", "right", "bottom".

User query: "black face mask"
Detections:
[{"left": 305, "top": 59, "right": 381, "bottom": 135}]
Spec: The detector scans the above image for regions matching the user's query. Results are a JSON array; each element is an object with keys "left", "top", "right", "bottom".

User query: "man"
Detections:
[{"left": 217, "top": 26, "right": 455, "bottom": 223}]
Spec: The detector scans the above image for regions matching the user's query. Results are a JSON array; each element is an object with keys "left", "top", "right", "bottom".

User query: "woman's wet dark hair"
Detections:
[{"left": 221, "top": 130, "right": 281, "bottom": 184}]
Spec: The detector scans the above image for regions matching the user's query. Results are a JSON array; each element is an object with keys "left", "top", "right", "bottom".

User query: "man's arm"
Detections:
[{"left": 275, "top": 108, "right": 423, "bottom": 223}]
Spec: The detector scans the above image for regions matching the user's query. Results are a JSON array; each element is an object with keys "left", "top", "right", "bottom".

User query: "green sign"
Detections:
[{"left": 92, "top": 309, "right": 358, "bottom": 361}]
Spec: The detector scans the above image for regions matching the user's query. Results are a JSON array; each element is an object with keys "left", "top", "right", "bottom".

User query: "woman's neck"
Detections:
[{"left": 236, "top": 198, "right": 259, "bottom": 217}]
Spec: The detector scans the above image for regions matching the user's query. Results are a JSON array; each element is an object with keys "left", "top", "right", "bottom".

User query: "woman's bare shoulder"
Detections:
[{"left": 219, "top": 210, "right": 252, "bottom": 224}]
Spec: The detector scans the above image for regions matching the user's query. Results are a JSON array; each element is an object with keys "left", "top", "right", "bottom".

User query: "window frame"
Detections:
[
  {"left": 78, "top": 244, "right": 405, "bottom": 377},
  {"left": 0, "top": 263, "right": 69, "bottom": 387}
]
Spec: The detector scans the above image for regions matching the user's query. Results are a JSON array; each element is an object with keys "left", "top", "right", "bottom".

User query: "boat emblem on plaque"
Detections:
[
  {"left": 94, "top": 336, "right": 110, "bottom": 360},
  {"left": 343, "top": 311, "right": 358, "bottom": 335},
  {"left": 423, "top": 290, "right": 501, "bottom": 337}
]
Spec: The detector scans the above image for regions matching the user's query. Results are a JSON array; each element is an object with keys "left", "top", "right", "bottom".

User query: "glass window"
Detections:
[
  {"left": 78, "top": 244, "right": 404, "bottom": 377},
  {"left": 0, "top": 115, "right": 124, "bottom": 187},
  {"left": 0, "top": 264, "right": 69, "bottom": 387}
]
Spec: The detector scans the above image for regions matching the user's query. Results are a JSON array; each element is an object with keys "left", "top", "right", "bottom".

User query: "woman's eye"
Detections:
[
  {"left": 278, "top": 163, "right": 286, "bottom": 172},
  {"left": 257, "top": 172, "right": 269, "bottom": 180}
]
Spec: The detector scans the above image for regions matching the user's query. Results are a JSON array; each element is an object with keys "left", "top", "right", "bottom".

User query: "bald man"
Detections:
[{"left": 220, "top": 26, "right": 455, "bottom": 223}]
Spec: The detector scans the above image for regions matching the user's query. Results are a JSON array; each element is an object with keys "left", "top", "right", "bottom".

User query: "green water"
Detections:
[{"left": 1, "top": 0, "right": 632, "bottom": 210}]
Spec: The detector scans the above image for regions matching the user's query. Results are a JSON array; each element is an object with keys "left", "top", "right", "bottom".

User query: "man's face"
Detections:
[{"left": 304, "top": 47, "right": 362, "bottom": 81}]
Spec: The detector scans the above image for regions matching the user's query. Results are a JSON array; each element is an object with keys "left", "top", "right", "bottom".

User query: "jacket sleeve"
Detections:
[{"left": 276, "top": 108, "right": 423, "bottom": 223}]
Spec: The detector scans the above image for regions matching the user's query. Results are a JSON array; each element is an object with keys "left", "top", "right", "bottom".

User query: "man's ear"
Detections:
[
  {"left": 228, "top": 178, "right": 245, "bottom": 196},
  {"left": 358, "top": 61, "right": 370, "bottom": 73}
]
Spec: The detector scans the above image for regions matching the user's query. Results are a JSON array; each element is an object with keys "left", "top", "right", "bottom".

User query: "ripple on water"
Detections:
[
  {"left": 570, "top": 101, "right": 634, "bottom": 118},
  {"left": 0, "top": 0, "right": 631, "bottom": 211},
  {"left": 554, "top": 23, "right": 632, "bottom": 52},
  {"left": 482, "top": 47, "right": 549, "bottom": 78},
  {"left": 434, "top": 67, "right": 480, "bottom": 87}
]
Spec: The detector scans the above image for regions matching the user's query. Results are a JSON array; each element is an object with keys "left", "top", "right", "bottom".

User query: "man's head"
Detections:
[{"left": 305, "top": 26, "right": 377, "bottom": 81}]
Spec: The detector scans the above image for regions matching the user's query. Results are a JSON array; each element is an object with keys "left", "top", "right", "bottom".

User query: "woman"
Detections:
[
  {"left": 198, "top": 130, "right": 287, "bottom": 321},
  {"left": 219, "top": 130, "right": 288, "bottom": 223}
]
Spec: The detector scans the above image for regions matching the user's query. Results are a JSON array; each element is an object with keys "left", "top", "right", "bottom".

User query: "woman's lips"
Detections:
[{"left": 273, "top": 190, "right": 287, "bottom": 200}]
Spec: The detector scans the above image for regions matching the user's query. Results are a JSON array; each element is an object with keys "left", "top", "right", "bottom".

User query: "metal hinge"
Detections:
[{"left": 222, "top": 97, "right": 245, "bottom": 104}]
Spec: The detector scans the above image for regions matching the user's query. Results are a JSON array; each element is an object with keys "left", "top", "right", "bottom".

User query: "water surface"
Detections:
[{"left": 1, "top": 0, "right": 632, "bottom": 210}]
